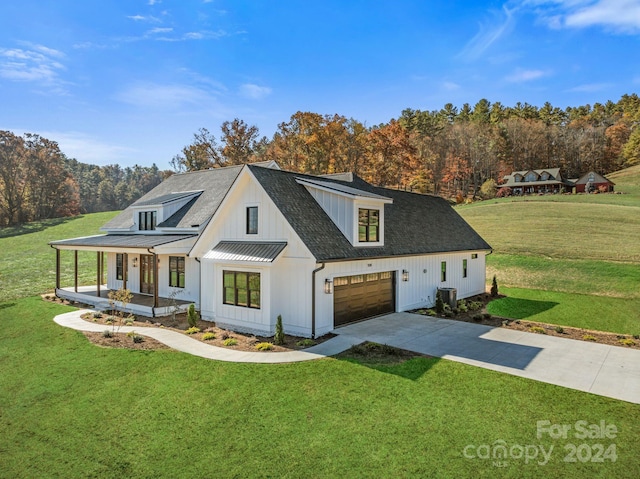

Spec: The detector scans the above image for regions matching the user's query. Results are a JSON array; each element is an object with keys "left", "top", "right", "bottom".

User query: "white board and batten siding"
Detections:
[
  {"left": 198, "top": 170, "right": 316, "bottom": 336},
  {"left": 313, "top": 251, "right": 487, "bottom": 337},
  {"left": 305, "top": 187, "right": 354, "bottom": 242}
]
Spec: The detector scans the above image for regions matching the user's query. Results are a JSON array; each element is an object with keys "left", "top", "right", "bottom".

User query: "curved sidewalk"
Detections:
[{"left": 54, "top": 310, "right": 356, "bottom": 363}]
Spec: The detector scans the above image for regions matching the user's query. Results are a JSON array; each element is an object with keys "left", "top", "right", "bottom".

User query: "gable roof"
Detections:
[
  {"left": 132, "top": 191, "right": 202, "bottom": 207},
  {"left": 103, "top": 165, "right": 244, "bottom": 230},
  {"left": 248, "top": 165, "right": 491, "bottom": 262}
]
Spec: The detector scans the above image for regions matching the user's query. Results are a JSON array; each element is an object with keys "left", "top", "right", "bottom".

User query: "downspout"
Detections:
[
  {"left": 194, "top": 257, "right": 201, "bottom": 313},
  {"left": 311, "top": 263, "right": 325, "bottom": 339}
]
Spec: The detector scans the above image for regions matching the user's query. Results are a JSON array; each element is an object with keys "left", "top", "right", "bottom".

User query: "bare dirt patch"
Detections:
[{"left": 82, "top": 331, "right": 170, "bottom": 350}]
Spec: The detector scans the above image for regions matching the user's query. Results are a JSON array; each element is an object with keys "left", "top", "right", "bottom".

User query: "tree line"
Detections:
[
  {"left": 0, "top": 130, "right": 167, "bottom": 226},
  {"left": 173, "top": 94, "right": 640, "bottom": 196}
]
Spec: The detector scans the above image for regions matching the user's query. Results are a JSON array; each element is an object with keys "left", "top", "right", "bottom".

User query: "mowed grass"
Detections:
[
  {"left": 0, "top": 211, "right": 118, "bottom": 301},
  {"left": 1, "top": 297, "right": 639, "bottom": 478},
  {"left": 488, "top": 287, "right": 640, "bottom": 335},
  {"left": 458, "top": 165, "right": 640, "bottom": 333}
]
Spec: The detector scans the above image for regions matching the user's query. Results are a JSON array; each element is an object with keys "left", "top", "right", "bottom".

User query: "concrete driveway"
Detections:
[{"left": 335, "top": 312, "right": 640, "bottom": 405}]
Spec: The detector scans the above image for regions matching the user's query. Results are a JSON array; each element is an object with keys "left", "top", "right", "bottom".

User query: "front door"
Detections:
[{"left": 140, "top": 254, "right": 155, "bottom": 295}]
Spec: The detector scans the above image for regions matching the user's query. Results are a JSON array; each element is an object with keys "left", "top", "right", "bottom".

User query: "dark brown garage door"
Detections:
[{"left": 334, "top": 271, "right": 395, "bottom": 327}]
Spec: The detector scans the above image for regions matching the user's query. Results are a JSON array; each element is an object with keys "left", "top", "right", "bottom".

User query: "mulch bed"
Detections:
[{"left": 82, "top": 331, "right": 170, "bottom": 350}]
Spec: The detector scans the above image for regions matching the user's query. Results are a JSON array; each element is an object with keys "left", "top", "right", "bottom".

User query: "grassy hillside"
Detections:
[
  {"left": 1, "top": 298, "right": 638, "bottom": 478},
  {"left": 0, "top": 211, "right": 119, "bottom": 301}
]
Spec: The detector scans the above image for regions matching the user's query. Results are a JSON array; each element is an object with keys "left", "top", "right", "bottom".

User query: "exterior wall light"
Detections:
[
  {"left": 402, "top": 269, "right": 409, "bottom": 282},
  {"left": 324, "top": 279, "right": 333, "bottom": 294},
  {"left": 132, "top": 257, "right": 138, "bottom": 268}
]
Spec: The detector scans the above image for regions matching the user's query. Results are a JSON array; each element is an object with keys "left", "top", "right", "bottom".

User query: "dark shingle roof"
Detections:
[
  {"left": 248, "top": 165, "right": 491, "bottom": 262},
  {"left": 103, "top": 165, "right": 244, "bottom": 230},
  {"left": 132, "top": 191, "right": 202, "bottom": 207}
]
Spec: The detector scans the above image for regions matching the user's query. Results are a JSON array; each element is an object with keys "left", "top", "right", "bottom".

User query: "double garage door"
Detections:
[{"left": 334, "top": 271, "right": 395, "bottom": 327}]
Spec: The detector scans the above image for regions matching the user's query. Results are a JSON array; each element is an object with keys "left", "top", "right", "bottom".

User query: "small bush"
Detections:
[
  {"left": 554, "top": 326, "right": 564, "bottom": 334},
  {"left": 435, "top": 290, "right": 444, "bottom": 314},
  {"left": 482, "top": 313, "right": 491, "bottom": 320},
  {"left": 490, "top": 275, "right": 498, "bottom": 297},
  {"left": 296, "top": 339, "right": 316, "bottom": 348},
  {"left": 468, "top": 301, "right": 482, "bottom": 311},
  {"left": 93, "top": 312, "right": 103, "bottom": 319},
  {"left": 223, "top": 338, "right": 237, "bottom": 347},
  {"left": 187, "top": 304, "right": 199, "bottom": 328},
  {"left": 619, "top": 339, "right": 636, "bottom": 347},
  {"left": 457, "top": 300, "right": 468, "bottom": 312},
  {"left": 185, "top": 327, "right": 200, "bottom": 335},
  {"left": 583, "top": 335, "right": 597, "bottom": 341},
  {"left": 426, "top": 309, "right": 437, "bottom": 316},
  {"left": 132, "top": 334, "right": 144, "bottom": 343},
  {"left": 255, "top": 342, "right": 273, "bottom": 351},
  {"left": 531, "top": 326, "right": 546, "bottom": 334},
  {"left": 102, "top": 329, "right": 113, "bottom": 338},
  {"left": 633, "top": 334, "right": 640, "bottom": 340},
  {"left": 274, "top": 315, "right": 285, "bottom": 345},
  {"left": 496, "top": 187, "right": 511, "bottom": 198},
  {"left": 472, "top": 314, "right": 483, "bottom": 322},
  {"left": 124, "top": 319, "right": 134, "bottom": 326},
  {"left": 202, "top": 332, "right": 216, "bottom": 341}
]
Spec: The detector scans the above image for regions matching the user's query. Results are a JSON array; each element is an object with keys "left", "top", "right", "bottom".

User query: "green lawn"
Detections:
[
  {"left": 488, "top": 287, "right": 640, "bottom": 335},
  {"left": 1, "top": 297, "right": 639, "bottom": 478},
  {"left": 0, "top": 211, "right": 118, "bottom": 301}
]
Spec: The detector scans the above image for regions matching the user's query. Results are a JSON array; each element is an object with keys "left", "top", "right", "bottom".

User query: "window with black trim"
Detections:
[
  {"left": 463, "top": 259, "right": 468, "bottom": 278},
  {"left": 471, "top": 253, "right": 478, "bottom": 259},
  {"left": 246, "top": 206, "right": 258, "bottom": 234},
  {"left": 223, "top": 271, "right": 260, "bottom": 308},
  {"left": 169, "top": 256, "right": 185, "bottom": 288},
  {"left": 441, "top": 261, "right": 447, "bottom": 282},
  {"left": 139, "top": 211, "right": 157, "bottom": 231},
  {"left": 116, "top": 253, "right": 126, "bottom": 281},
  {"left": 358, "top": 208, "right": 379, "bottom": 242}
]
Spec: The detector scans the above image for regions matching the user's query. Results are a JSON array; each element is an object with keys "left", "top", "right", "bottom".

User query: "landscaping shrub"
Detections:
[
  {"left": 480, "top": 179, "right": 497, "bottom": 199},
  {"left": 223, "top": 338, "right": 237, "bottom": 346},
  {"left": 532, "top": 326, "right": 546, "bottom": 334},
  {"left": 255, "top": 342, "right": 273, "bottom": 351},
  {"left": 583, "top": 335, "right": 597, "bottom": 341},
  {"left": 483, "top": 313, "right": 491, "bottom": 320},
  {"left": 185, "top": 327, "right": 200, "bottom": 335},
  {"left": 472, "top": 314, "right": 483, "bottom": 322},
  {"left": 296, "top": 339, "right": 316, "bottom": 348},
  {"left": 274, "top": 315, "right": 285, "bottom": 345},
  {"left": 435, "top": 290, "right": 444, "bottom": 314},
  {"left": 102, "top": 329, "right": 113, "bottom": 338},
  {"left": 187, "top": 304, "right": 198, "bottom": 328},
  {"left": 490, "top": 275, "right": 499, "bottom": 297},
  {"left": 619, "top": 338, "right": 636, "bottom": 347},
  {"left": 555, "top": 326, "right": 564, "bottom": 334},
  {"left": 467, "top": 301, "right": 482, "bottom": 311},
  {"left": 202, "top": 332, "right": 216, "bottom": 341},
  {"left": 457, "top": 300, "right": 468, "bottom": 312},
  {"left": 132, "top": 334, "right": 144, "bottom": 343},
  {"left": 496, "top": 186, "right": 511, "bottom": 198}
]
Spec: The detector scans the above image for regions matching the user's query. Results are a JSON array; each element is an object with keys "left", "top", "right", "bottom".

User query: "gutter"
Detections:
[
  {"left": 195, "top": 256, "right": 201, "bottom": 313},
  {"left": 147, "top": 248, "right": 156, "bottom": 318},
  {"left": 311, "top": 263, "right": 325, "bottom": 339}
]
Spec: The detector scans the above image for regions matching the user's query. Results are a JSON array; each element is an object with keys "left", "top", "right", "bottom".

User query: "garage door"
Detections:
[{"left": 334, "top": 271, "right": 395, "bottom": 327}]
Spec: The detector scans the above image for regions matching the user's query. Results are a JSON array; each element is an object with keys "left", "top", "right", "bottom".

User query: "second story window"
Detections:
[
  {"left": 358, "top": 208, "right": 379, "bottom": 242},
  {"left": 139, "top": 211, "right": 157, "bottom": 231},
  {"left": 246, "top": 206, "right": 258, "bottom": 234}
]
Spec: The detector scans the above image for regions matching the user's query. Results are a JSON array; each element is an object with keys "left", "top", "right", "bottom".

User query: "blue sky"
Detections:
[{"left": 1, "top": 0, "right": 639, "bottom": 168}]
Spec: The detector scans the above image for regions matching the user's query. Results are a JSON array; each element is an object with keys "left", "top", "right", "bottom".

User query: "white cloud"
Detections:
[
  {"left": 115, "top": 82, "right": 214, "bottom": 109},
  {"left": 458, "top": 5, "right": 516, "bottom": 60},
  {"left": 126, "top": 14, "right": 160, "bottom": 23},
  {"left": 520, "top": 0, "right": 640, "bottom": 33},
  {"left": 0, "top": 44, "right": 67, "bottom": 92},
  {"left": 505, "top": 68, "right": 548, "bottom": 82},
  {"left": 239, "top": 83, "right": 272, "bottom": 99},
  {"left": 148, "top": 27, "right": 173, "bottom": 34},
  {"left": 442, "top": 81, "right": 461, "bottom": 90},
  {"left": 148, "top": 0, "right": 161, "bottom": 5},
  {"left": 566, "top": 82, "right": 611, "bottom": 92}
]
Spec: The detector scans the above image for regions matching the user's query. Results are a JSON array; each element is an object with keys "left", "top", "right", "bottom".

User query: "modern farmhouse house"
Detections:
[{"left": 50, "top": 162, "right": 491, "bottom": 338}]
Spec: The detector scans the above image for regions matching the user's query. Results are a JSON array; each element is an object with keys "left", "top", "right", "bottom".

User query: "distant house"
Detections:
[
  {"left": 50, "top": 162, "right": 491, "bottom": 338},
  {"left": 573, "top": 171, "right": 615, "bottom": 193},
  {"left": 501, "top": 168, "right": 573, "bottom": 195}
]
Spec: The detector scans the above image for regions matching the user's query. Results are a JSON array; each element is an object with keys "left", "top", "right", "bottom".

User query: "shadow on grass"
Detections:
[
  {"left": 488, "top": 296, "right": 559, "bottom": 320},
  {"left": 0, "top": 302, "right": 16, "bottom": 311},
  {"left": 0, "top": 216, "right": 82, "bottom": 239}
]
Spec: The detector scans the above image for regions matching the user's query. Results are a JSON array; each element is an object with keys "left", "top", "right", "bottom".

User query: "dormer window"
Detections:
[
  {"left": 139, "top": 211, "right": 156, "bottom": 231},
  {"left": 358, "top": 208, "right": 379, "bottom": 242},
  {"left": 525, "top": 172, "right": 538, "bottom": 182},
  {"left": 246, "top": 206, "right": 258, "bottom": 234}
]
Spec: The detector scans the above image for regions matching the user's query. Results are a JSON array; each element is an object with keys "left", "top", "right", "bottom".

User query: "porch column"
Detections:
[
  {"left": 96, "top": 251, "right": 101, "bottom": 298},
  {"left": 123, "top": 252, "right": 128, "bottom": 290},
  {"left": 55, "top": 248, "right": 60, "bottom": 290},
  {"left": 101, "top": 252, "right": 105, "bottom": 285},
  {"left": 74, "top": 250, "right": 78, "bottom": 293},
  {"left": 153, "top": 253, "right": 159, "bottom": 309}
]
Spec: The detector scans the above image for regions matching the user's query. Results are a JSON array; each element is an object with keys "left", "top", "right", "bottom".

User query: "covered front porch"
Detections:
[{"left": 56, "top": 285, "right": 192, "bottom": 318}]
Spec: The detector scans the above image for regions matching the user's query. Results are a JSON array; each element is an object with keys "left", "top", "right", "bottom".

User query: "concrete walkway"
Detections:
[
  {"left": 336, "top": 313, "right": 640, "bottom": 405},
  {"left": 54, "top": 310, "right": 640, "bottom": 404}
]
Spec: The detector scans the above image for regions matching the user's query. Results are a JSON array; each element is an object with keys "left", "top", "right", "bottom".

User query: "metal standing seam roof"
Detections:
[
  {"left": 204, "top": 241, "right": 288, "bottom": 262},
  {"left": 49, "top": 234, "right": 197, "bottom": 249}
]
